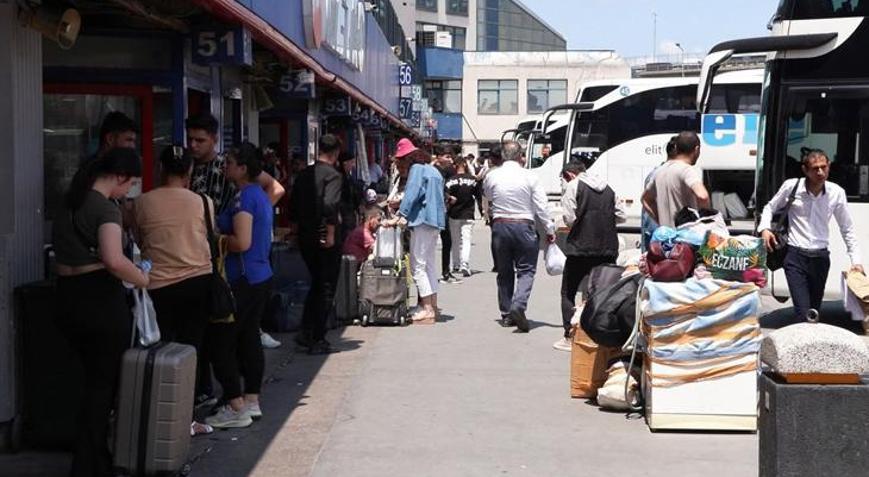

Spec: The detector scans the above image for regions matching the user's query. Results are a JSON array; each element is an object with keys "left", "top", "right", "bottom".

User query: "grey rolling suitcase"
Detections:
[
  {"left": 334, "top": 255, "right": 359, "bottom": 326},
  {"left": 358, "top": 260, "right": 409, "bottom": 326},
  {"left": 114, "top": 342, "right": 197, "bottom": 476}
]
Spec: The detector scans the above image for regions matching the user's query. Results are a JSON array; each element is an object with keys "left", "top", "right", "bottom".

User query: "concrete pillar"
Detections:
[{"left": 0, "top": 3, "right": 44, "bottom": 434}]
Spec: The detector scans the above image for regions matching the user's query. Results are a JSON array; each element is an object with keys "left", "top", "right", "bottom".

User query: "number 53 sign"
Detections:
[{"left": 193, "top": 26, "right": 253, "bottom": 66}]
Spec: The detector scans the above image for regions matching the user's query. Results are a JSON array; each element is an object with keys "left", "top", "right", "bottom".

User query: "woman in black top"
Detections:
[{"left": 53, "top": 148, "right": 147, "bottom": 477}]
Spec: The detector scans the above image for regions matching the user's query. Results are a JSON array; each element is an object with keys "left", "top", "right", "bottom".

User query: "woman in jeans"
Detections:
[
  {"left": 133, "top": 145, "right": 214, "bottom": 435},
  {"left": 386, "top": 144, "right": 445, "bottom": 324},
  {"left": 206, "top": 143, "right": 274, "bottom": 429},
  {"left": 53, "top": 148, "right": 147, "bottom": 477}
]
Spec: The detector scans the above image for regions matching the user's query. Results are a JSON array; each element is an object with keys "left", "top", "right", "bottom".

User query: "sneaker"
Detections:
[
  {"left": 553, "top": 337, "right": 572, "bottom": 352},
  {"left": 510, "top": 309, "right": 530, "bottom": 333},
  {"left": 244, "top": 402, "right": 263, "bottom": 420},
  {"left": 260, "top": 331, "right": 282, "bottom": 349},
  {"left": 194, "top": 393, "right": 218, "bottom": 409},
  {"left": 499, "top": 316, "right": 517, "bottom": 328},
  {"left": 308, "top": 339, "right": 336, "bottom": 355},
  {"left": 460, "top": 268, "right": 472, "bottom": 278},
  {"left": 205, "top": 405, "right": 253, "bottom": 429},
  {"left": 439, "top": 274, "right": 464, "bottom": 284}
]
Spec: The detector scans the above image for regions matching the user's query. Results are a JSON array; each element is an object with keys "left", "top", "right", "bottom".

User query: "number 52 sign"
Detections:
[{"left": 192, "top": 26, "right": 253, "bottom": 66}]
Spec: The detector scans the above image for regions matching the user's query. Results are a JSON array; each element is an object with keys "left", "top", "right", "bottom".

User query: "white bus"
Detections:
[
  {"left": 527, "top": 71, "right": 763, "bottom": 217},
  {"left": 697, "top": 0, "right": 869, "bottom": 300}
]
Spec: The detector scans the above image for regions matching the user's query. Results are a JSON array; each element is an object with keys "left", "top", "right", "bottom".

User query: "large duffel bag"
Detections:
[
  {"left": 580, "top": 273, "right": 643, "bottom": 348},
  {"left": 114, "top": 342, "right": 197, "bottom": 477}
]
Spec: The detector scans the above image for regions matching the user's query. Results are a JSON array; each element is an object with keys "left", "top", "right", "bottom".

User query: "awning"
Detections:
[{"left": 189, "top": 0, "right": 413, "bottom": 135}]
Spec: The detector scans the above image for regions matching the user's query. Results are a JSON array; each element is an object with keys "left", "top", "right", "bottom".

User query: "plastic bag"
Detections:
[
  {"left": 545, "top": 243, "right": 567, "bottom": 276},
  {"left": 597, "top": 360, "right": 641, "bottom": 412},
  {"left": 132, "top": 288, "right": 160, "bottom": 347}
]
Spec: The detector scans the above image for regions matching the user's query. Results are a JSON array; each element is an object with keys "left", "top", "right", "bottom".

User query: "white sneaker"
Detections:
[
  {"left": 205, "top": 405, "right": 253, "bottom": 429},
  {"left": 261, "top": 331, "right": 282, "bottom": 349},
  {"left": 552, "top": 337, "right": 572, "bottom": 352},
  {"left": 244, "top": 402, "right": 262, "bottom": 420}
]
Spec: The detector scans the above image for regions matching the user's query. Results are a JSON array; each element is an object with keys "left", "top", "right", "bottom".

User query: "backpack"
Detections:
[{"left": 580, "top": 273, "right": 643, "bottom": 347}]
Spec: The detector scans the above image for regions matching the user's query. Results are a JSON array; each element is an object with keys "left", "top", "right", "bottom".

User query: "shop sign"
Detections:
[
  {"left": 352, "top": 106, "right": 372, "bottom": 123},
  {"left": 278, "top": 69, "right": 316, "bottom": 99},
  {"left": 409, "top": 110, "right": 421, "bottom": 128},
  {"left": 398, "top": 63, "right": 413, "bottom": 86},
  {"left": 192, "top": 26, "right": 253, "bottom": 66},
  {"left": 399, "top": 98, "right": 413, "bottom": 120},
  {"left": 323, "top": 95, "right": 352, "bottom": 117},
  {"left": 303, "top": 0, "right": 367, "bottom": 71}
]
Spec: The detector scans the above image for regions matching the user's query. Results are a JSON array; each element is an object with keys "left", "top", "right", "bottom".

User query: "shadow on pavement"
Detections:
[{"left": 759, "top": 301, "right": 863, "bottom": 334}]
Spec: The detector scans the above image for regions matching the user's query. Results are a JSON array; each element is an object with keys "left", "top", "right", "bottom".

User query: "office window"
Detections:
[
  {"left": 417, "top": 0, "right": 437, "bottom": 12},
  {"left": 478, "top": 80, "right": 518, "bottom": 115},
  {"left": 447, "top": 0, "right": 469, "bottom": 15},
  {"left": 426, "top": 80, "right": 463, "bottom": 114},
  {"left": 416, "top": 22, "right": 467, "bottom": 50},
  {"left": 527, "top": 80, "right": 567, "bottom": 113}
]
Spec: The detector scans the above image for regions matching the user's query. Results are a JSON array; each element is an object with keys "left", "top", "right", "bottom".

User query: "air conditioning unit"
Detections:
[
  {"left": 419, "top": 31, "right": 437, "bottom": 47},
  {"left": 434, "top": 31, "right": 453, "bottom": 48}
]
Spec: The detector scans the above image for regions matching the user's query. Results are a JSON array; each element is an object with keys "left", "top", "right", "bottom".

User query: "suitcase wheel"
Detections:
[
  {"left": 399, "top": 315, "right": 407, "bottom": 326},
  {"left": 361, "top": 314, "right": 369, "bottom": 327}
]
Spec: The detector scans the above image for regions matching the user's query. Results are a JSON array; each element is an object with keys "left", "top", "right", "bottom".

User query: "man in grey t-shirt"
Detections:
[{"left": 641, "top": 131, "right": 710, "bottom": 228}]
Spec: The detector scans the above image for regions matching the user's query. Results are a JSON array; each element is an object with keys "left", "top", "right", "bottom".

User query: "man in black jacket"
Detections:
[
  {"left": 289, "top": 134, "right": 343, "bottom": 354},
  {"left": 554, "top": 161, "right": 626, "bottom": 351}
]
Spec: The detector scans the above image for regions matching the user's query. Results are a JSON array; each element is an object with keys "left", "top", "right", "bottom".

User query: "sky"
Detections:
[{"left": 528, "top": 0, "right": 781, "bottom": 60}]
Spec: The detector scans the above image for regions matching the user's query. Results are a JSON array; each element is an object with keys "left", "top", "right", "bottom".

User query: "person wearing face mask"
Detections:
[{"left": 53, "top": 148, "right": 148, "bottom": 477}]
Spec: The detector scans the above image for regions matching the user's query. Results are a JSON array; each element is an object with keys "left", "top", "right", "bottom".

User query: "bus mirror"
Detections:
[{"left": 697, "top": 50, "right": 734, "bottom": 114}]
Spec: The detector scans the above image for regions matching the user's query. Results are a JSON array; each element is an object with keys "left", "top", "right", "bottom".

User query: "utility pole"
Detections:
[
  {"left": 652, "top": 11, "right": 657, "bottom": 62},
  {"left": 676, "top": 42, "right": 685, "bottom": 77}
]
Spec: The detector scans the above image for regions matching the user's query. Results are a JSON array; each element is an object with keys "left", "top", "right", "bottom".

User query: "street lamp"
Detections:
[{"left": 675, "top": 42, "right": 685, "bottom": 77}]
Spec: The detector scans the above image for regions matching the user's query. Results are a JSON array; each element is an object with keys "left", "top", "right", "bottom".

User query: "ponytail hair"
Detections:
[
  {"left": 65, "top": 147, "right": 142, "bottom": 210},
  {"left": 159, "top": 145, "right": 193, "bottom": 178}
]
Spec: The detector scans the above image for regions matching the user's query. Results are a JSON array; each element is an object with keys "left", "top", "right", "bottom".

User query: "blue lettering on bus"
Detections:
[{"left": 702, "top": 114, "right": 760, "bottom": 147}]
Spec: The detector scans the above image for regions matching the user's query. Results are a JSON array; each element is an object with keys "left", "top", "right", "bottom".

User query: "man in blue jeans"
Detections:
[
  {"left": 483, "top": 141, "right": 555, "bottom": 332},
  {"left": 759, "top": 149, "right": 864, "bottom": 322}
]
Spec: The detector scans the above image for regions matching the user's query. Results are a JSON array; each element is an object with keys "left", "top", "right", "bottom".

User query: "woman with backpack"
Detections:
[{"left": 53, "top": 148, "right": 147, "bottom": 477}]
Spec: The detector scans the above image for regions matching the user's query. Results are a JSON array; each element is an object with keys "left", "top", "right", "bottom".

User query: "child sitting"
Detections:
[{"left": 343, "top": 206, "right": 382, "bottom": 262}]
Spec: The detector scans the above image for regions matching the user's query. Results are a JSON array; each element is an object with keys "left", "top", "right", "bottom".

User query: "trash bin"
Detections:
[{"left": 14, "top": 280, "right": 85, "bottom": 449}]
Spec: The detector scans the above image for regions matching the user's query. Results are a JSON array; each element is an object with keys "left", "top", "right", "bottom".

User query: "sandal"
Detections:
[
  {"left": 411, "top": 311, "right": 436, "bottom": 325},
  {"left": 191, "top": 421, "right": 214, "bottom": 436}
]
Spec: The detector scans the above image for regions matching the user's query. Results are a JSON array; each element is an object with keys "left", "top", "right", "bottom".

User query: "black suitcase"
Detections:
[
  {"left": 334, "top": 255, "right": 359, "bottom": 326},
  {"left": 358, "top": 260, "right": 409, "bottom": 326},
  {"left": 114, "top": 342, "right": 197, "bottom": 476}
]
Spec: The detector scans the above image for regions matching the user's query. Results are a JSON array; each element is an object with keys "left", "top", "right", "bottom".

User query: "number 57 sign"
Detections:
[{"left": 192, "top": 26, "right": 253, "bottom": 66}]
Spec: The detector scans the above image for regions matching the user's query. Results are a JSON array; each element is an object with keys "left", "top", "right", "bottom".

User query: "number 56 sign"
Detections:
[{"left": 192, "top": 26, "right": 253, "bottom": 66}]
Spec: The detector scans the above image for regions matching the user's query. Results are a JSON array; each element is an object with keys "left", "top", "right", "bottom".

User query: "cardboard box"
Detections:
[{"left": 570, "top": 326, "right": 621, "bottom": 399}]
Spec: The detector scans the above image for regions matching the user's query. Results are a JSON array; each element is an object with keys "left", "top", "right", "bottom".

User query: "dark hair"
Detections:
[
  {"left": 665, "top": 136, "right": 678, "bottom": 158},
  {"left": 454, "top": 155, "right": 467, "bottom": 169},
  {"left": 435, "top": 144, "right": 452, "bottom": 157},
  {"left": 319, "top": 134, "right": 342, "bottom": 155},
  {"left": 488, "top": 146, "right": 504, "bottom": 167},
  {"left": 185, "top": 114, "right": 220, "bottom": 136},
  {"left": 98, "top": 112, "right": 138, "bottom": 147},
  {"left": 338, "top": 151, "right": 355, "bottom": 163},
  {"left": 229, "top": 142, "right": 263, "bottom": 181},
  {"left": 561, "top": 160, "right": 586, "bottom": 177},
  {"left": 802, "top": 148, "right": 830, "bottom": 165},
  {"left": 674, "top": 131, "right": 700, "bottom": 156},
  {"left": 65, "top": 147, "right": 142, "bottom": 210},
  {"left": 159, "top": 145, "right": 193, "bottom": 178},
  {"left": 405, "top": 149, "right": 431, "bottom": 165}
]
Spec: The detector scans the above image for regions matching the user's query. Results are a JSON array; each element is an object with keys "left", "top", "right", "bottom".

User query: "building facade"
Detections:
[{"left": 0, "top": 0, "right": 419, "bottom": 447}]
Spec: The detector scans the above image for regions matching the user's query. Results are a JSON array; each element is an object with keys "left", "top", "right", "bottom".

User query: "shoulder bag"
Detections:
[
  {"left": 766, "top": 179, "right": 801, "bottom": 271},
  {"left": 200, "top": 193, "right": 236, "bottom": 321}
]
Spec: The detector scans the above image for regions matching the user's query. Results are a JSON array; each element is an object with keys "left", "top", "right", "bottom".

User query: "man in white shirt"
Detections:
[
  {"left": 759, "top": 149, "right": 864, "bottom": 321},
  {"left": 641, "top": 132, "right": 710, "bottom": 228},
  {"left": 483, "top": 141, "right": 556, "bottom": 332}
]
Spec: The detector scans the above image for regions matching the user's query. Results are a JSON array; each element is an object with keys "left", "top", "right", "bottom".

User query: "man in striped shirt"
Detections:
[{"left": 186, "top": 114, "right": 285, "bottom": 214}]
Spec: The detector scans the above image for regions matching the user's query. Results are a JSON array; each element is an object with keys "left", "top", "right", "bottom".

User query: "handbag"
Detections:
[
  {"left": 766, "top": 179, "right": 801, "bottom": 271},
  {"left": 200, "top": 193, "right": 236, "bottom": 322},
  {"left": 647, "top": 242, "right": 696, "bottom": 282}
]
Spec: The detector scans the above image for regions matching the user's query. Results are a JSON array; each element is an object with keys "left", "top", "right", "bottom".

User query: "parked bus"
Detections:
[
  {"left": 696, "top": 0, "right": 869, "bottom": 300},
  {"left": 528, "top": 72, "right": 763, "bottom": 218}
]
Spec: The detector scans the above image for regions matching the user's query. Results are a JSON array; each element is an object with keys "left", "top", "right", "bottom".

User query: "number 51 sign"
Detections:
[{"left": 192, "top": 26, "right": 253, "bottom": 66}]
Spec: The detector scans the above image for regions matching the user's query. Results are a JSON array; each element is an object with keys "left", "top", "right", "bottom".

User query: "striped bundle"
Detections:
[{"left": 641, "top": 278, "right": 762, "bottom": 387}]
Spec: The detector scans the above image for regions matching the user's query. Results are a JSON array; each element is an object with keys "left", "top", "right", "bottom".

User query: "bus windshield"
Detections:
[
  {"left": 776, "top": 85, "right": 869, "bottom": 202},
  {"left": 776, "top": 0, "right": 868, "bottom": 20}
]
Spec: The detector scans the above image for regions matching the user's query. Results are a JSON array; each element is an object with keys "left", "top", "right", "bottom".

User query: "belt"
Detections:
[
  {"left": 790, "top": 246, "right": 829, "bottom": 258},
  {"left": 492, "top": 218, "right": 534, "bottom": 225}
]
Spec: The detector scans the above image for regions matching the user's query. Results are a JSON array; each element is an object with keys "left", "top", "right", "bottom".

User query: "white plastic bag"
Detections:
[
  {"left": 597, "top": 361, "right": 641, "bottom": 412},
  {"left": 545, "top": 243, "right": 566, "bottom": 276},
  {"left": 132, "top": 288, "right": 160, "bottom": 347}
]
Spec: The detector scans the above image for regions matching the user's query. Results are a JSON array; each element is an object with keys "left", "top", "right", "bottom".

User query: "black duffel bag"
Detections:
[{"left": 580, "top": 273, "right": 643, "bottom": 347}]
